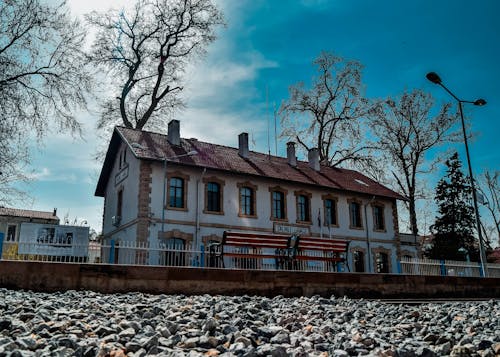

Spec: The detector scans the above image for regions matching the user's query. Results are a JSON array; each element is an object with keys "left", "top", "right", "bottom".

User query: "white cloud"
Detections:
[
  {"left": 180, "top": 107, "right": 266, "bottom": 147},
  {"left": 29, "top": 167, "right": 51, "bottom": 180},
  {"left": 28, "top": 167, "right": 79, "bottom": 183}
]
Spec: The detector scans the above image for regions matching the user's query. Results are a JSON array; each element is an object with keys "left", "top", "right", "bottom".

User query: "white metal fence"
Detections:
[
  {"left": 400, "top": 256, "right": 500, "bottom": 278},
  {"left": 2, "top": 240, "right": 500, "bottom": 277}
]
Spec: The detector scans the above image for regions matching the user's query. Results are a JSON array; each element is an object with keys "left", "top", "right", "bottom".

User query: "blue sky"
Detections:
[{"left": 22, "top": 0, "right": 500, "bottom": 234}]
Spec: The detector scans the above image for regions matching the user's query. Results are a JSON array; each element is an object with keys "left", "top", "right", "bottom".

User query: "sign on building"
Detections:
[{"left": 273, "top": 223, "right": 310, "bottom": 235}]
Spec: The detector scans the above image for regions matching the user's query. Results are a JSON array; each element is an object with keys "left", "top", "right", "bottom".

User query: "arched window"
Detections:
[
  {"left": 376, "top": 252, "right": 389, "bottom": 273},
  {"left": 169, "top": 177, "right": 184, "bottom": 208},
  {"left": 354, "top": 250, "right": 365, "bottom": 272},
  {"left": 163, "top": 238, "right": 186, "bottom": 266}
]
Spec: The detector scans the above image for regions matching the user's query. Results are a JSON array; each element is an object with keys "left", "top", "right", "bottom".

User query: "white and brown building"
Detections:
[{"left": 95, "top": 120, "right": 418, "bottom": 273}]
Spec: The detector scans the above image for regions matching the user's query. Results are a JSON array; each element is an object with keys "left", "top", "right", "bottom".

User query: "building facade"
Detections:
[
  {"left": 0, "top": 207, "right": 60, "bottom": 258},
  {"left": 95, "top": 120, "right": 418, "bottom": 273}
]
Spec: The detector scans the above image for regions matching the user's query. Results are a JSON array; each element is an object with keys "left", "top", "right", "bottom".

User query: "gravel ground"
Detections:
[{"left": 0, "top": 288, "right": 498, "bottom": 356}]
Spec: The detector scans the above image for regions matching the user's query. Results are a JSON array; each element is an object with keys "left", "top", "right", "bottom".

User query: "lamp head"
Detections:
[
  {"left": 474, "top": 99, "right": 487, "bottom": 106},
  {"left": 426, "top": 72, "right": 442, "bottom": 84}
]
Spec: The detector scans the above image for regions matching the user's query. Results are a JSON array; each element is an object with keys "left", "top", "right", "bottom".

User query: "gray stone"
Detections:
[
  {"left": 125, "top": 341, "right": 143, "bottom": 353},
  {"left": 182, "top": 337, "right": 199, "bottom": 349},
  {"left": 0, "top": 319, "right": 12, "bottom": 331},
  {"left": 16, "top": 337, "right": 37, "bottom": 350},
  {"left": 434, "top": 342, "right": 451, "bottom": 355},
  {"left": 118, "top": 327, "right": 136, "bottom": 339},
  {"left": 203, "top": 317, "right": 219, "bottom": 334},
  {"left": 270, "top": 332, "right": 290, "bottom": 344},
  {"left": 235, "top": 336, "right": 253, "bottom": 347}
]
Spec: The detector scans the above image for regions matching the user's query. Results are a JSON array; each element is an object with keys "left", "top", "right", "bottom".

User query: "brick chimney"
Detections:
[
  {"left": 287, "top": 142, "right": 297, "bottom": 167},
  {"left": 308, "top": 148, "right": 320, "bottom": 171},
  {"left": 238, "top": 133, "right": 249, "bottom": 159},
  {"left": 168, "top": 119, "right": 180, "bottom": 146}
]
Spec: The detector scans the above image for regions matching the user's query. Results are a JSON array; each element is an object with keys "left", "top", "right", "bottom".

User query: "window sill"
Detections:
[
  {"left": 270, "top": 217, "right": 288, "bottom": 222},
  {"left": 238, "top": 213, "right": 258, "bottom": 219},
  {"left": 296, "top": 220, "right": 312, "bottom": 225},
  {"left": 203, "top": 210, "right": 224, "bottom": 215},
  {"left": 349, "top": 225, "right": 364, "bottom": 230},
  {"left": 166, "top": 206, "right": 188, "bottom": 212}
]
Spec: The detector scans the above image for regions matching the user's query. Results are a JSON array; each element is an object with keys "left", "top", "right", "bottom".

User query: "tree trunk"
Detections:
[{"left": 408, "top": 193, "right": 418, "bottom": 236}]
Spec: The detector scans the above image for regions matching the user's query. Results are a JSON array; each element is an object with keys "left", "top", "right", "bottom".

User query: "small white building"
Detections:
[
  {"left": 0, "top": 207, "right": 90, "bottom": 261},
  {"left": 95, "top": 120, "right": 417, "bottom": 273}
]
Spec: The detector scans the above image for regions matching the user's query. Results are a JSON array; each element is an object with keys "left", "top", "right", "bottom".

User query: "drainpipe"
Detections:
[
  {"left": 196, "top": 168, "right": 207, "bottom": 250},
  {"left": 161, "top": 159, "right": 167, "bottom": 237},
  {"left": 364, "top": 196, "right": 376, "bottom": 273}
]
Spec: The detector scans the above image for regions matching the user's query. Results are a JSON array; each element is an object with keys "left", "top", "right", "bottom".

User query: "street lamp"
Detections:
[
  {"left": 160, "top": 150, "right": 198, "bottom": 235},
  {"left": 426, "top": 71, "right": 488, "bottom": 277}
]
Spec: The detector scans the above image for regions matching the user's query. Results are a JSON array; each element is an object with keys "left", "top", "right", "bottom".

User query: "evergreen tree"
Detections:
[{"left": 428, "top": 152, "right": 478, "bottom": 261}]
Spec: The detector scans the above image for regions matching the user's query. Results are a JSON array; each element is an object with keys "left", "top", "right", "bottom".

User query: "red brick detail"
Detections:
[{"left": 137, "top": 161, "right": 152, "bottom": 244}]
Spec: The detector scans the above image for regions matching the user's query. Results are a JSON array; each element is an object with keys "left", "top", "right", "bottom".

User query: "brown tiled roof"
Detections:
[
  {"left": 0, "top": 207, "right": 59, "bottom": 221},
  {"left": 95, "top": 126, "right": 404, "bottom": 200}
]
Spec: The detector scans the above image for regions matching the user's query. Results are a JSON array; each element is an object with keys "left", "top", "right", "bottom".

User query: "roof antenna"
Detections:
[
  {"left": 266, "top": 85, "right": 271, "bottom": 159},
  {"left": 274, "top": 102, "right": 278, "bottom": 156}
]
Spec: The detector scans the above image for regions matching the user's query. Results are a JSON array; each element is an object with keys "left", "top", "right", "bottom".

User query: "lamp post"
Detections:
[
  {"left": 160, "top": 151, "right": 198, "bottom": 235},
  {"left": 426, "top": 72, "right": 488, "bottom": 277}
]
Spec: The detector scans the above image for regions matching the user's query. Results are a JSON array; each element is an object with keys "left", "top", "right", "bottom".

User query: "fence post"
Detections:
[
  {"left": 440, "top": 260, "right": 446, "bottom": 276},
  {"left": 0, "top": 232, "right": 4, "bottom": 260},
  {"left": 200, "top": 244, "right": 204, "bottom": 268},
  {"left": 109, "top": 240, "right": 115, "bottom": 264},
  {"left": 397, "top": 261, "right": 402, "bottom": 274},
  {"left": 478, "top": 261, "right": 484, "bottom": 278}
]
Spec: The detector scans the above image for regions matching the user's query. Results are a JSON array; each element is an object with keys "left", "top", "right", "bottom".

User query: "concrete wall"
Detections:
[{"left": 0, "top": 261, "right": 498, "bottom": 299}]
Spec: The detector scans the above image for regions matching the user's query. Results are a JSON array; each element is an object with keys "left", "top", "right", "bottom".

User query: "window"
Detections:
[
  {"left": 119, "top": 149, "right": 127, "bottom": 169},
  {"left": 376, "top": 252, "right": 389, "bottom": 273},
  {"left": 117, "top": 189, "right": 123, "bottom": 217},
  {"left": 324, "top": 198, "right": 338, "bottom": 226},
  {"left": 36, "top": 227, "right": 55, "bottom": 244},
  {"left": 169, "top": 177, "right": 184, "bottom": 208},
  {"left": 203, "top": 177, "right": 224, "bottom": 214},
  {"left": 349, "top": 200, "right": 362, "bottom": 228},
  {"left": 6, "top": 224, "right": 17, "bottom": 242},
  {"left": 373, "top": 205, "right": 385, "bottom": 231},
  {"left": 272, "top": 191, "right": 286, "bottom": 220},
  {"left": 240, "top": 187, "right": 254, "bottom": 216},
  {"left": 296, "top": 194, "right": 310, "bottom": 222},
  {"left": 206, "top": 182, "right": 221, "bottom": 212},
  {"left": 354, "top": 251, "right": 365, "bottom": 272}
]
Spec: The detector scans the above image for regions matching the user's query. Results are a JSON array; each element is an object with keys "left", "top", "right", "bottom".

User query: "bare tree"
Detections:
[
  {"left": 369, "top": 89, "right": 458, "bottom": 236},
  {"left": 477, "top": 170, "right": 500, "bottom": 246},
  {"left": 279, "top": 52, "right": 374, "bottom": 168},
  {"left": 0, "top": 0, "right": 93, "bottom": 203},
  {"left": 86, "top": 0, "right": 224, "bottom": 132},
  {"left": 0, "top": 119, "right": 30, "bottom": 205},
  {"left": 0, "top": 0, "right": 92, "bottom": 136}
]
